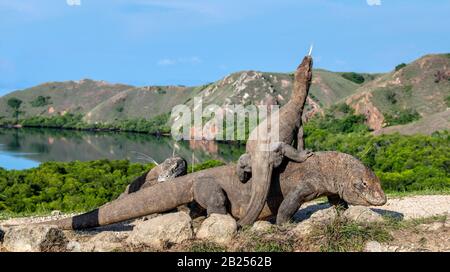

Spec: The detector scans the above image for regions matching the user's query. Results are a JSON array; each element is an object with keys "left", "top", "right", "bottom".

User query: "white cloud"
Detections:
[
  {"left": 66, "top": 0, "right": 81, "bottom": 7},
  {"left": 367, "top": 0, "right": 382, "bottom": 6},
  {"left": 157, "top": 57, "right": 202, "bottom": 66}
]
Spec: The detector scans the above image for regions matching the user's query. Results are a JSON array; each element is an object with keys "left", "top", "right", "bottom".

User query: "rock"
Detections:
[
  {"left": 82, "top": 232, "right": 128, "bottom": 252},
  {"left": 192, "top": 216, "right": 207, "bottom": 233},
  {"left": 126, "top": 212, "right": 193, "bottom": 249},
  {"left": 364, "top": 241, "right": 404, "bottom": 252},
  {"left": 251, "top": 221, "right": 273, "bottom": 233},
  {"left": 417, "top": 222, "right": 445, "bottom": 231},
  {"left": 292, "top": 221, "right": 314, "bottom": 236},
  {"left": 196, "top": 214, "right": 237, "bottom": 245},
  {"left": 308, "top": 207, "right": 338, "bottom": 224},
  {"left": 3, "top": 225, "right": 68, "bottom": 252},
  {"left": 293, "top": 207, "right": 337, "bottom": 237},
  {"left": 51, "top": 210, "right": 62, "bottom": 216},
  {"left": 364, "top": 241, "right": 384, "bottom": 252},
  {"left": 66, "top": 241, "right": 82, "bottom": 252},
  {"left": 343, "top": 206, "right": 384, "bottom": 224}
]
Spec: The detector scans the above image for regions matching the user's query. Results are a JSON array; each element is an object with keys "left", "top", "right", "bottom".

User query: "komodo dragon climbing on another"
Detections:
[
  {"left": 37, "top": 152, "right": 387, "bottom": 230},
  {"left": 236, "top": 53, "right": 315, "bottom": 226}
]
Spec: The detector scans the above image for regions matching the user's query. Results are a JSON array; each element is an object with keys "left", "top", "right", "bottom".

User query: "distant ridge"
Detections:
[{"left": 1, "top": 53, "right": 448, "bottom": 134}]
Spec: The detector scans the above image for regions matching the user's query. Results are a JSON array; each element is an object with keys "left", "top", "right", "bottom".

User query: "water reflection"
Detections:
[{"left": 0, "top": 128, "right": 244, "bottom": 170}]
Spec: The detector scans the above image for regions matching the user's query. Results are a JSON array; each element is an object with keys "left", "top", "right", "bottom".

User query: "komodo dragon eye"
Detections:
[{"left": 353, "top": 179, "right": 367, "bottom": 190}]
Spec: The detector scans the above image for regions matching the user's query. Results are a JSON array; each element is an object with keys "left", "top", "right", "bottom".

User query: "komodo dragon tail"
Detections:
[
  {"left": 40, "top": 175, "right": 195, "bottom": 230},
  {"left": 238, "top": 150, "right": 273, "bottom": 226}
]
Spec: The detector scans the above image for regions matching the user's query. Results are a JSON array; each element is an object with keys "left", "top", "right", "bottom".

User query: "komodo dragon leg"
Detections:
[
  {"left": 237, "top": 143, "right": 313, "bottom": 182},
  {"left": 297, "top": 125, "right": 305, "bottom": 151},
  {"left": 193, "top": 177, "right": 228, "bottom": 215},
  {"left": 327, "top": 195, "right": 349, "bottom": 209},
  {"left": 276, "top": 181, "right": 317, "bottom": 224},
  {"left": 278, "top": 143, "right": 313, "bottom": 163}
]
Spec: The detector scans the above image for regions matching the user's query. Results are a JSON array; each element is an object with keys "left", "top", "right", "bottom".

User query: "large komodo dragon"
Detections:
[
  {"left": 40, "top": 152, "right": 387, "bottom": 229},
  {"left": 236, "top": 54, "right": 314, "bottom": 226}
]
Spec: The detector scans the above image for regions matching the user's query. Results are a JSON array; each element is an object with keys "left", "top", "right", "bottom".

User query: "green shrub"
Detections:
[
  {"left": 384, "top": 109, "right": 420, "bottom": 126},
  {"left": 19, "top": 113, "right": 171, "bottom": 134},
  {"left": 189, "top": 160, "right": 226, "bottom": 173},
  {"left": 341, "top": 72, "right": 365, "bottom": 84},
  {"left": 30, "top": 96, "right": 52, "bottom": 107},
  {"left": 395, "top": 63, "right": 407, "bottom": 71},
  {"left": 385, "top": 90, "right": 397, "bottom": 104}
]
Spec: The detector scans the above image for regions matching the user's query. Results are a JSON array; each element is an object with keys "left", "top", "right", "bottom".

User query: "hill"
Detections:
[
  {"left": 373, "top": 110, "right": 450, "bottom": 136},
  {"left": 0, "top": 69, "right": 367, "bottom": 124},
  {"left": 0, "top": 53, "right": 448, "bottom": 135},
  {"left": 345, "top": 54, "right": 450, "bottom": 130},
  {"left": 0, "top": 79, "right": 132, "bottom": 119}
]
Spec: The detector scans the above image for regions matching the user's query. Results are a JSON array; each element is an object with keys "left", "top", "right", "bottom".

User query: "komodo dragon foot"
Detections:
[{"left": 237, "top": 143, "right": 314, "bottom": 182}]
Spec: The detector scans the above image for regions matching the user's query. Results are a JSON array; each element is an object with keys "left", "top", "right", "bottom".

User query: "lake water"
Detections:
[{"left": 0, "top": 128, "right": 245, "bottom": 170}]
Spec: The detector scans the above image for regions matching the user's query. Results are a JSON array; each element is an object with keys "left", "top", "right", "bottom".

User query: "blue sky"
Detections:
[{"left": 0, "top": 0, "right": 449, "bottom": 96}]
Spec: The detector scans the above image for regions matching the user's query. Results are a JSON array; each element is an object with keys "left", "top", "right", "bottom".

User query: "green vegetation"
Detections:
[
  {"left": 384, "top": 109, "right": 421, "bottom": 126},
  {"left": 341, "top": 72, "right": 365, "bottom": 84},
  {"left": 20, "top": 114, "right": 85, "bottom": 129},
  {"left": 446, "top": 95, "right": 450, "bottom": 107},
  {"left": 395, "top": 63, "right": 407, "bottom": 71},
  {"left": 30, "top": 96, "right": 52, "bottom": 107},
  {"left": 15, "top": 113, "right": 171, "bottom": 135},
  {"left": 310, "top": 214, "right": 446, "bottom": 252},
  {"left": 0, "top": 160, "right": 153, "bottom": 213},
  {"left": 304, "top": 111, "right": 449, "bottom": 193},
  {"left": 188, "top": 160, "right": 225, "bottom": 173},
  {"left": 311, "top": 217, "right": 392, "bottom": 252},
  {"left": 306, "top": 106, "right": 369, "bottom": 134},
  {"left": 7, "top": 97, "right": 23, "bottom": 123},
  {"left": 236, "top": 228, "right": 295, "bottom": 252},
  {"left": 0, "top": 159, "right": 225, "bottom": 214},
  {"left": 385, "top": 90, "right": 397, "bottom": 104}
]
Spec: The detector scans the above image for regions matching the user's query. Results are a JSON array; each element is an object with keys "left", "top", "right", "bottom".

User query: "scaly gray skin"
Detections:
[
  {"left": 39, "top": 152, "right": 387, "bottom": 230},
  {"left": 236, "top": 55, "right": 314, "bottom": 226}
]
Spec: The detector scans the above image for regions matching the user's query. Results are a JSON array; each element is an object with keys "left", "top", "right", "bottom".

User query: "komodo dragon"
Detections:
[
  {"left": 236, "top": 54, "right": 314, "bottom": 226},
  {"left": 40, "top": 152, "right": 387, "bottom": 230},
  {"left": 117, "top": 156, "right": 187, "bottom": 199}
]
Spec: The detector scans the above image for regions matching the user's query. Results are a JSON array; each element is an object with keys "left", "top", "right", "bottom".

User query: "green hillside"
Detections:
[
  {"left": 1, "top": 53, "right": 448, "bottom": 135},
  {"left": 345, "top": 54, "right": 450, "bottom": 130},
  {"left": 0, "top": 79, "right": 132, "bottom": 120},
  {"left": 0, "top": 69, "right": 364, "bottom": 124}
]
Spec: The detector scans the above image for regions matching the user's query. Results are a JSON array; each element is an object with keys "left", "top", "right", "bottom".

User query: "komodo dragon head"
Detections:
[{"left": 340, "top": 160, "right": 387, "bottom": 206}]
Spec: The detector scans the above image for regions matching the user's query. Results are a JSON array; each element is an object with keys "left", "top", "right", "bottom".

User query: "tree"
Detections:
[
  {"left": 7, "top": 97, "right": 23, "bottom": 123},
  {"left": 341, "top": 72, "right": 365, "bottom": 84},
  {"left": 395, "top": 63, "right": 407, "bottom": 71}
]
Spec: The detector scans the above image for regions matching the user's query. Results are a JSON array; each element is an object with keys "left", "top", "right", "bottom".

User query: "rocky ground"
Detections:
[{"left": 0, "top": 195, "right": 449, "bottom": 252}]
